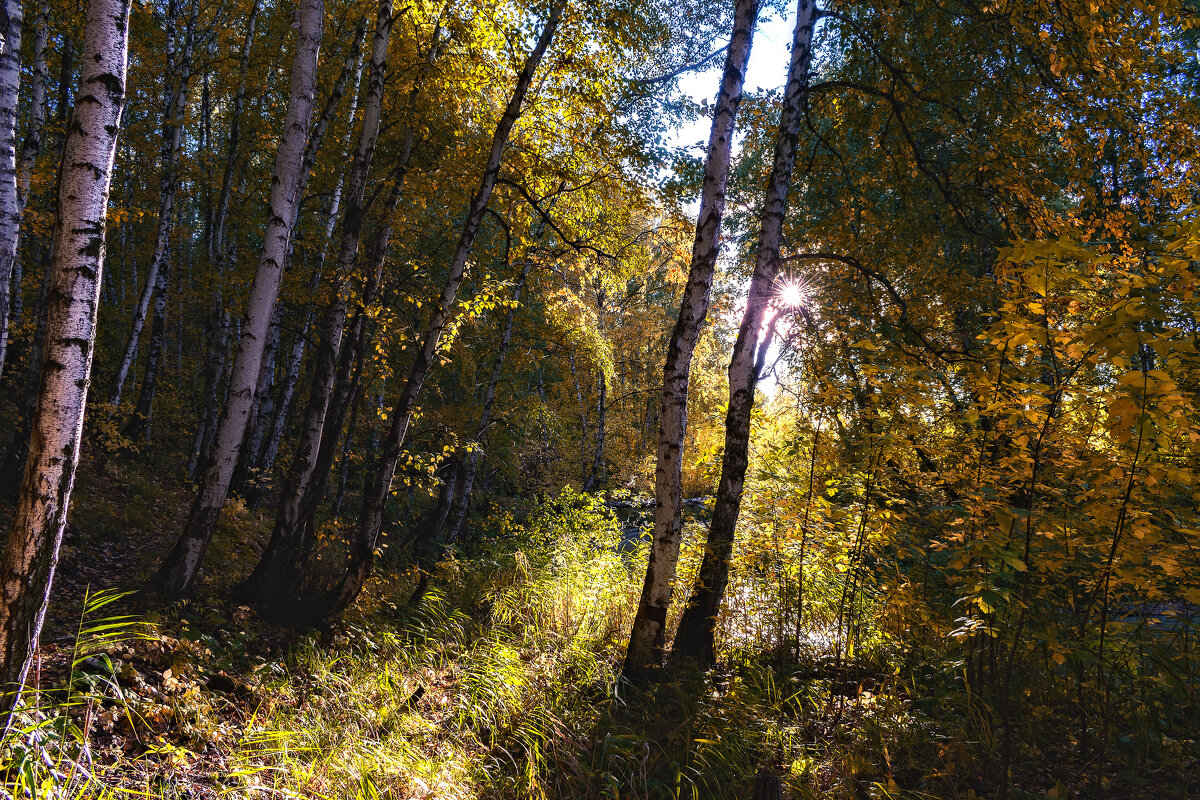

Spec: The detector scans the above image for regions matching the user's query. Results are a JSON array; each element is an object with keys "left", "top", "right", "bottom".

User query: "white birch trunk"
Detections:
[
  {"left": 622, "top": 0, "right": 761, "bottom": 680},
  {"left": 157, "top": 0, "right": 324, "bottom": 600},
  {"left": 234, "top": 18, "right": 366, "bottom": 499},
  {"left": 5, "top": 0, "right": 47, "bottom": 346},
  {"left": 672, "top": 0, "right": 816, "bottom": 667},
  {"left": 0, "top": 0, "right": 23, "bottom": 381},
  {"left": 108, "top": 0, "right": 195, "bottom": 408},
  {"left": 257, "top": 38, "right": 365, "bottom": 478},
  {"left": 241, "top": 0, "right": 396, "bottom": 611},
  {"left": 0, "top": 0, "right": 128, "bottom": 701}
]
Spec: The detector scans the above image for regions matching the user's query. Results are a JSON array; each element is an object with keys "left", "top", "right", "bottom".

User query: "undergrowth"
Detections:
[{"left": 2, "top": 486, "right": 1192, "bottom": 799}]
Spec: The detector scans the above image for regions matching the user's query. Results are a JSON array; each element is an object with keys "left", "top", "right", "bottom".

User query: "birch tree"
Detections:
[
  {"left": 8, "top": 0, "right": 49, "bottom": 343},
  {"left": 108, "top": 0, "right": 197, "bottom": 410},
  {"left": 157, "top": 0, "right": 324, "bottom": 600},
  {"left": 0, "top": 0, "right": 23, "bottom": 381},
  {"left": 622, "top": 0, "right": 760, "bottom": 681},
  {"left": 671, "top": 0, "right": 816, "bottom": 668},
  {"left": 316, "top": 0, "right": 564, "bottom": 619},
  {"left": 0, "top": 0, "right": 129, "bottom": 704},
  {"left": 240, "top": 0, "right": 397, "bottom": 612},
  {"left": 252, "top": 32, "right": 369, "bottom": 484}
]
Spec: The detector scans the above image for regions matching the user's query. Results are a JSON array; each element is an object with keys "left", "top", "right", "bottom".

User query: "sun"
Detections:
[{"left": 777, "top": 279, "right": 806, "bottom": 309}]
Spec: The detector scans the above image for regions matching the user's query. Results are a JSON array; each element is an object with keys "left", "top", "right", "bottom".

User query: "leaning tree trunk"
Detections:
[
  {"left": 157, "top": 0, "right": 324, "bottom": 600},
  {"left": 622, "top": 0, "right": 760, "bottom": 681},
  {"left": 441, "top": 194, "right": 558, "bottom": 545},
  {"left": 231, "top": 17, "right": 367, "bottom": 501},
  {"left": 671, "top": 0, "right": 816, "bottom": 668},
  {"left": 0, "top": 0, "right": 23, "bottom": 381},
  {"left": 0, "top": 0, "right": 128, "bottom": 707},
  {"left": 248, "top": 162, "right": 407, "bottom": 616},
  {"left": 241, "top": 0, "right": 396, "bottom": 613},
  {"left": 256, "top": 75, "right": 365, "bottom": 480},
  {"left": 316, "top": 1, "right": 563, "bottom": 620},
  {"left": 123, "top": 258, "right": 168, "bottom": 440}
]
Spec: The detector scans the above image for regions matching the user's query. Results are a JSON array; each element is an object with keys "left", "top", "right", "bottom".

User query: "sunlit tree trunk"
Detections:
[
  {"left": 671, "top": 0, "right": 816, "bottom": 668},
  {"left": 622, "top": 0, "right": 761, "bottom": 681},
  {"left": 319, "top": 1, "right": 563, "bottom": 619},
  {"left": 157, "top": 0, "right": 324, "bottom": 600},
  {"left": 0, "top": 0, "right": 128, "bottom": 706}
]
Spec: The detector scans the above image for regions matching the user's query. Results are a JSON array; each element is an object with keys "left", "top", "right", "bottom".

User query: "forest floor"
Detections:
[{"left": 0, "top": 454, "right": 1196, "bottom": 799}]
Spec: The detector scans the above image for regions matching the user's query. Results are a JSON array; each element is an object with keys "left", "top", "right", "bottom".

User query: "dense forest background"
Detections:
[{"left": 0, "top": 0, "right": 1196, "bottom": 796}]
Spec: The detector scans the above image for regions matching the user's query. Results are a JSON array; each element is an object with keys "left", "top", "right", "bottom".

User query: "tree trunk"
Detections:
[
  {"left": 0, "top": 0, "right": 128, "bottom": 707},
  {"left": 440, "top": 195, "right": 558, "bottom": 544},
  {"left": 622, "top": 0, "right": 760, "bottom": 681},
  {"left": 123, "top": 257, "right": 168, "bottom": 440},
  {"left": 0, "top": 34, "right": 72, "bottom": 501},
  {"left": 240, "top": 0, "right": 396, "bottom": 613},
  {"left": 188, "top": 0, "right": 258, "bottom": 482},
  {"left": 284, "top": 169, "right": 405, "bottom": 557},
  {"left": 567, "top": 350, "right": 589, "bottom": 482},
  {"left": 250, "top": 168, "right": 406, "bottom": 612},
  {"left": 156, "top": 0, "right": 324, "bottom": 600},
  {"left": 209, "top": 0, "right": 260, "bottom": 271},
  {"left": 671, "top": 0, "right": 815, "bottom": 668},
  {"left": 108, "top": 0, "right": 195, "bottom": 409},
  {"left": 0, "top": 0, "right": 23, "bottom": 381},
  {"left": 255, "top": 26, "right": 366, "bottom": 481},
  {"left": 318, "top": 1, "right": 563, "bottom": 620},
  {"left": 230, "top": 301, "right": 280, "bottom": 495},
  {"left": 3, "top": 0, "right": 45, "bottom": 369},
  {"left": 231, "top": 19, "right": 363, "bottom": 504},
  {"left": 332, "top": 382, "right": 361, "bottom": 515}
]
